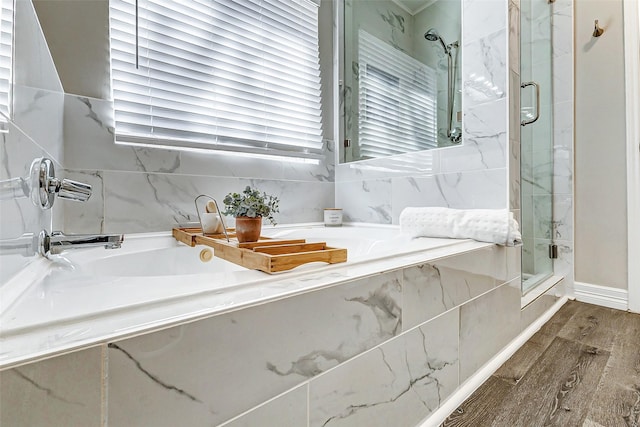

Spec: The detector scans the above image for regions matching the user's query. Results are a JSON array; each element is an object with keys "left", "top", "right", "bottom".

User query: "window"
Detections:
[
  {"left": 109, "top": 0, "right": 324, "bottom": 159},
  {"left": 358, "top": 30, "right": 437, "bottom": 159},
  {"left": 0, "top": 0, "right": 13, "bottom": 120}
]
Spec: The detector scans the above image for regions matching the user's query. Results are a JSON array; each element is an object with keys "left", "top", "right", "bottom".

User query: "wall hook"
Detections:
[{"left": 593, "top": 20, "right": 604, "bottom": 37}]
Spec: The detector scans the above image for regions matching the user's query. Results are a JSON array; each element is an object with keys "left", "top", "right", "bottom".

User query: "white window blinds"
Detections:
[
  {"left": 358, "top": 30, "right": 437, "bottom": 159},
  {"left": 0, "top": 0, "right": 13, "bottom": 119},
  {"left": 109, "top": 0, "right": 324, "bottom": 159}
]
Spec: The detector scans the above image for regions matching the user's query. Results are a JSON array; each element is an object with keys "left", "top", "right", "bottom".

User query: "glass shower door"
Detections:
[{"left": 520, "top": 0, "right": 554, "bottom": 294}]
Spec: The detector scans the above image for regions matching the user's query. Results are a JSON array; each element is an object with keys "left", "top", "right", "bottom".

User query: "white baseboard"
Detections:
[
  {"left": 417, "top": 296, "right": 568, "bottom": 427},
  {"left": 574, "top": 281, "right": 628, "bottom": 311}
]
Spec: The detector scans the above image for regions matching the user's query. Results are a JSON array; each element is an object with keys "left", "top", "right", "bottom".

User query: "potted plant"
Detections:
[{"left": 222, "top": 186, "right": 280, "bottom": 243}]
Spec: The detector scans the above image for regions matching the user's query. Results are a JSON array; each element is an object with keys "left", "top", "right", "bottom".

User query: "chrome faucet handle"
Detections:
[
  {"left": 29, "top": 158, "right": 92, "bottom": 209},
  {"left": 56, "top": 178, "right": 92, "bottom": 202}
]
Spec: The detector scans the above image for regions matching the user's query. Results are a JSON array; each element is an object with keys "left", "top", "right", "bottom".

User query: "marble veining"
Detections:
[
  {"left": 391, "top": 168, "right": 507, "bottom": 223},
  {"left": 12, "top": 369, "right": 85, "bottom": 407},
  {"left": 336, "top": 179, "right": 392, "bottom": 224},
  {"left": 345, "top": 283, "right": 402, "bottom": 336},
  {"left": 459, "top": 279, "right": 521, "bottom": 381},
  {"left": 463, "top": 30, "right": 507, "bottom": 108},
  {"left": 0, "top": 347, "right": 103, "bottom": 426},
  {"left": 463, "top": 0, "right": 507, "bottom": 43},
  {"left": 309, "top": 309, "right": 459, "bottom": 427},
  {"left": 402, "top": 246, "right": 507, "bottom": 329},
  {"left": 108, "top": 343, "right": 205, "bottom": 405},
  {"left": 106, "top": 269, "right": 404, "bottom": 426},
  {"left": 64, "top": 95, "right": 183, "bottom": 174},
  {"left": 62, "top": 170, "right": 104, "bottom": 233},
  {"left": 447, "top": 99, "right": 507, "bottom": 172}
]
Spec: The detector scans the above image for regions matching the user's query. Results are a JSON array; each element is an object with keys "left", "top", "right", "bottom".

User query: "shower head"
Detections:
[
  {"left": 424, "top": 28, "right": 449, "bottom": 54},
  {"left": 424, "top": 28, "right": 440, "bottom": 42}
]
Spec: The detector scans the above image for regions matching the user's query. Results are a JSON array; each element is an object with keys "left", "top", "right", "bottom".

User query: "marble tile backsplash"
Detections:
[{"left": 61, "top": 94, "right": 335, "bottom": 233}]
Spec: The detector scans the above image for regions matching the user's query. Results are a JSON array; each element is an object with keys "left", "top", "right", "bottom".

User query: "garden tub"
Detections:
[{"left": 0, "top": 224, "right": 486, "bottom": 369}]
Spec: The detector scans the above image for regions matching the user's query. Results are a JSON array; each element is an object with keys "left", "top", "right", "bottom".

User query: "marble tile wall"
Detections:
[
  {"left": 0, "top": 240, "right": 538, "bottom": 426},
  {"left": 3, "top": 0, "right": 335, "bottom": 237},
  {"left": 335, "top": 0, "right": 510, "bottom": 224},
  {"left": 6, "top": 0, "right": 524, "bottom": 237},
  {"left": 0, "top": 0, "right": 64, "bottom": 279},
  {"left": 61, "top": 95, "right": 335, "bottom": 234}
]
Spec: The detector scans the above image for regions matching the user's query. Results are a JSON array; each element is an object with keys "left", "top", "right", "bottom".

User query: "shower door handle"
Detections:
[{"left": 521, "top": 81, "right": 540, "bottom": 127}]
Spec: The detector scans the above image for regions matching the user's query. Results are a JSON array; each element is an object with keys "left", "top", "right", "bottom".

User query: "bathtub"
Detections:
[{"left": 0, "top": 224, "right": 487, "bottom": 369}]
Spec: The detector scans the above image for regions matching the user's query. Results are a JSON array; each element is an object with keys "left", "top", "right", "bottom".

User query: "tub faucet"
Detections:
[
  {"left": 0, "top": 231, "right": 124, "bottom": 257},
  {"left": 39, "top": 231, "right": 124, "bottom": 256}
]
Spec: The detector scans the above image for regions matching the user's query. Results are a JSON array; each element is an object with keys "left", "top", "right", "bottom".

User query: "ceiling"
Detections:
[{"left": 392, "top": 0, "right": 435, "bottom": 15}]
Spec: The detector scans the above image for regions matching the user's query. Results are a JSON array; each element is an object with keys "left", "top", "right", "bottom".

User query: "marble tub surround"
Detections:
[
  {"left": 402, "top": 245, "right": 518, "bottom": 329},
  {"left": 104, "top": 241, "right": 517, "bottom": 426},
  {"left": 0, "top": 346, "right": 103, "bottom": 427},
  {"left": 309, "top": 309, "right": 459, "bottom": 427},
  {"left": 0, "top": 227, "right": 489, "bottom": 369},
  {"left": 1, "top": 236, "right": 525, "bottom": 427},
  {"left": 107, "top": 271, "right": 403, "bottom": 426}
]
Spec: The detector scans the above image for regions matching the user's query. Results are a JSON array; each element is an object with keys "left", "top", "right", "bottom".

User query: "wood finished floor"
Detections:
[{"left": 442, "top": 300, "right": 640, "bottom": 427}]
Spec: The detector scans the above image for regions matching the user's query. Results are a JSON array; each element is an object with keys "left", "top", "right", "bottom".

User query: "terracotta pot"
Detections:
[{"left": 234, "top": 216, "right": 262, "bottom": 243}]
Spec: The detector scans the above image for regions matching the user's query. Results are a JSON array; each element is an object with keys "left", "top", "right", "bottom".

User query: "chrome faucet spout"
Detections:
[{"left": 39, "top": 231, "right": 124, "bottom": 256}]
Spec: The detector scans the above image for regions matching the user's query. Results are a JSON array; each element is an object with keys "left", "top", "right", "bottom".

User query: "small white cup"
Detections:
[{"left": 201, "top": 212, "right": 223, "bottom": 234}]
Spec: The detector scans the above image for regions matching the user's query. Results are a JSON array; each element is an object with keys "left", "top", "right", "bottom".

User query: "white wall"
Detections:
[{"left": 574, "top": 0, "right": 628, "bottom": 290}]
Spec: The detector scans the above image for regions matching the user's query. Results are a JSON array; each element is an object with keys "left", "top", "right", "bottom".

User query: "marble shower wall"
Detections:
[{"left": 336, "top": 0, "right": 509, "bottom": 224}]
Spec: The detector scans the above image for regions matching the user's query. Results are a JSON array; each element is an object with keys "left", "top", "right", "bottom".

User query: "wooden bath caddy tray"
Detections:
[{"left": 172, "top": 227, "right": 347, "bottom": 274}]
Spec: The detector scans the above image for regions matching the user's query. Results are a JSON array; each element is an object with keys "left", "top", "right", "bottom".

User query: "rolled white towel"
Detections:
[{"left": 399, "top": 207, "right": 522, "bottom": 246}]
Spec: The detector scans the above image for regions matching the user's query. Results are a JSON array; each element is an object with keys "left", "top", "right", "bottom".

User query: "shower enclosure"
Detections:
[{"left": 520, "top": 0, "right": 555, "bottom": 294}]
